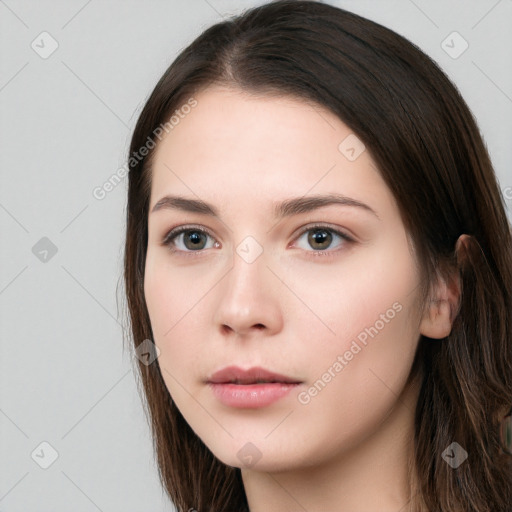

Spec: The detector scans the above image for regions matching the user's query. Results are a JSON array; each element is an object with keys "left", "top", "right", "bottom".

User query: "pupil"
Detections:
[
  {"left": 309, "top": 229, "right": 332, "bottom": 250},
  {"left": 185, "top": 231, "right": 206, "bottom": 250}
]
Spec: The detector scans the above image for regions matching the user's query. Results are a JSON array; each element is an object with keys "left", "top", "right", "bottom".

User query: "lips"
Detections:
[
  {"left": 206, "top": 366, "right": 303, "bottom": 408},
  {"left": 207, "top": 365, "right": 302, "bottom": 385}
]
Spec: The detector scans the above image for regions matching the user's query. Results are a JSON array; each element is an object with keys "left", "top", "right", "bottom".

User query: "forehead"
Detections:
[
  {"left": 154, "top": 86, "right": 346, "bottom": 162},
  {"left": 149, "top": 86, "right": 390, "bottom": 214}
]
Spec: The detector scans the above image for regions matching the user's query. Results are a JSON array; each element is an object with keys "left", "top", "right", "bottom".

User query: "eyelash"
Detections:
[{"left": 161, "top": 223, "right": 355, "bottom": 259}]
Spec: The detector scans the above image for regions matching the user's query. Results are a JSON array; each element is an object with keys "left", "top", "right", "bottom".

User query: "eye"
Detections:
[
  {"left": 161, "top": 223, "right": 354, "bottom": 257},
  {"left": 293, "top": 224, "right": 354, "bottom": 255},
  {"left": 162, "top": 225, "right": 219, "bottom": 253}
]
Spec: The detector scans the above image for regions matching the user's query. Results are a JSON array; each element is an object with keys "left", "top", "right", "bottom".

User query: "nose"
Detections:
[{"left": 213, "top": 246, "right": 284, "bottom": 338}]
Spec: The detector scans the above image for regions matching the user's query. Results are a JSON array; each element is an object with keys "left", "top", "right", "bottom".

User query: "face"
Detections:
[{"left": 144, "top": 86, "right": 425, "bottom": 472}]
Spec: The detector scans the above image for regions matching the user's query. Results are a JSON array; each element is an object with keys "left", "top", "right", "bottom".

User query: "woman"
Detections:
[{"left": 122, "top": 1, "right": 512, "bottom": 510}]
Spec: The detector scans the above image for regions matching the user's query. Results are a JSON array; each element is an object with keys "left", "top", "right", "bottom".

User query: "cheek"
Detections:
[
  {"left": 288, "top": 293, "right": 419, "bottom": 467},
  {"left": 144, "top": 254, "right": 174, "bottom": 339},
  {"left": 144, "top": 250, "right": 211, "bottom": 339},
  {"left": 143, "top": 261, "right": 195, "bottom": 401},
  {"left": 299, "top": 303, "right": 418, "bottom": 411},
  {"left": 279, "top": 237, "right": 418, "bottom": 350},
  {"left": 143, "top": 250, "right": 217, "bottom": 396},
  {"left": 287, "top": 231, "right": 420, "bottom": 408}
]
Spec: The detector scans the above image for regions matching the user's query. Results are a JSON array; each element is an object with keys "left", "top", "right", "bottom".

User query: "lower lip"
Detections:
[{"left": 208, "top": 382, "right": 301, "bottom": 408}]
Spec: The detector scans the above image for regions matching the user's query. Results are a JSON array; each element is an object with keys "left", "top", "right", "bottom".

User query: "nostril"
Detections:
[
  {"left": 219, "top": 323, "right": 266, "bottom": 335},
  {"left": 221, "top": 325, "right": 234, "bottom": 335}
]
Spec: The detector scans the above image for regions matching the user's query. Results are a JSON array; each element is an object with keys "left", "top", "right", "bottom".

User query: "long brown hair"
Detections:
[{"left": 121, "top": 1, "right": 512, "bottom": 510}]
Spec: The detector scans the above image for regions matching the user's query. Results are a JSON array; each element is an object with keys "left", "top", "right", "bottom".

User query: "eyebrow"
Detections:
[{"left": 150, "top": 193, "right": 379, "bottom": 219}]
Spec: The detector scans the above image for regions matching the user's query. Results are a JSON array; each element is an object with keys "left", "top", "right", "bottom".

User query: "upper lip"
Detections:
[{"left": 207, "top": 366, "right": 302, "bottom": 385}]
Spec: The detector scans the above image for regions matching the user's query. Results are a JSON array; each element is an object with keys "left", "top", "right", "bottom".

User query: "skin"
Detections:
[{"left": 144, "top": 86, "right": 460, "bottom": 512}]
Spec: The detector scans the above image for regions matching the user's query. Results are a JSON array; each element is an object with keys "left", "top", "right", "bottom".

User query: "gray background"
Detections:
[{"left": 0, "top": 0, "right": 511, "bottom": 511}]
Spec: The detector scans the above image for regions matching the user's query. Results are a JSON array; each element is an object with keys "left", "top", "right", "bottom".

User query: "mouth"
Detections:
[
  {"left": 206, "top": 365, "right": 302, "bottom": 385},
  {"left": 206, "top": 366, "right": 303, "bottom": 409}
]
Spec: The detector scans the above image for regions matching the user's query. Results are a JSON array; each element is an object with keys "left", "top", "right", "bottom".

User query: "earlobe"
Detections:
[{"left": 419, "top": 270, "right": 462, "bottom": 340}]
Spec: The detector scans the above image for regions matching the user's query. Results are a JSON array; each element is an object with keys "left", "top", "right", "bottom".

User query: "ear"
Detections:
[{"left": 419, "top": 264, "right": 462, "bottom": 340}]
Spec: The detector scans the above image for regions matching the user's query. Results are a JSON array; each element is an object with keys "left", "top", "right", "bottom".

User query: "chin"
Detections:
[{"left": 203, "top": 436, "right": 316, "bottom": 474}]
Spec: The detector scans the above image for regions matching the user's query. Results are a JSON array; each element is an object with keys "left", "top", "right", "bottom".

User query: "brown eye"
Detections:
[
  {"left": 182, "top": 230, "right": 208, "bottom": 250},
  {"left": 294, "top": 224, "right": 354, "bottom": 255},
  {"left": 163, "top": 226, "right": 218, "bottom": 253},
  {"left": 308, "top": 229, "right": 333, "bottom": 250}
]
